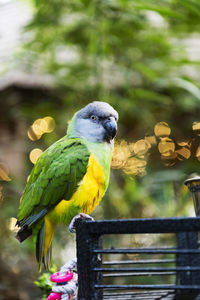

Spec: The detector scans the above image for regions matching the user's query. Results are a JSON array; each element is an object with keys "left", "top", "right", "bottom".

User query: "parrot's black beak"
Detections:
[{"left": 103, "top": 117, "right": 117, "bottom": 141}]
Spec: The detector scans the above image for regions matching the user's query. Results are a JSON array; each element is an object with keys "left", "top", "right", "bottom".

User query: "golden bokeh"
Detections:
[
  {"left": 29, "top": 148, "right": 43, "bottom": 164},
  {"left": 162, "top": 159, "right": 176, "bottom": 167},
  {"left": 161, "top": 150, "right": 177, "bottom": 166},
  {"left": 27, "top": 116, "right": 55, "bottom": 140},
  {"left": 196, "top": 145, "right": 200, "bottom": 159},
  {"left": 123, "top": 157, "right": 147, "bottom": 176},
  {"left": 177, "top": 140, "right": 190, "bottom": 147},
  {"left": 0, "top": 162, "right": 11, "bottom": 181},
  {"left": 27, "top": 125, "right": 42, "bottom": 141},
  {"left": 145, "top": 135, "right": 157, "bottom": 145},
  {"left": 112, "top": 121, "right": 200, "bottom": 173},
  {"left": 43, "top": 116, "right": 55, "bottom": 133},
  {"left": 192, "top": 122, "right": 200, "bottom": 133},
  {"left": 32, "top": 119, "right": 44, "bottom": 135},
  {"left": 161, "top": 151, "right": 177, "bottom": 160},
  {"left": 9, "top": 217, "right": 18, "bottom": 232},
  {"left": 158, "top": 137, "right": 175, "bottom": 157},
  {"left": 154, "top": 122, "right": 171, "bottom": 137},
  {"left": 176, "top": 147, "right": 191, "bottom": 160},
  {"left": 132, "top": 139, "right": 151, "bottom": 155},
  {"left": 112, "top": 140, "right": 148, "bottom": 176},
  {"left": 112, "top": 140, "right": 131, "bottom": 169}
]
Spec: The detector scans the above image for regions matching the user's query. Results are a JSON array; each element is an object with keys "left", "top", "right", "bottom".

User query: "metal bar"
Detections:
[
  {"left": 76, "top": 219, "right": 103, "bottom": 300},
  {"left": 103, "top": 259, "right": 175, "bottom": 265},
  {"left": 95, "top": 284, "right": 200, "bottom": 290},
  {"left": 175, "top": 232, "right": 200, "bottom": 298},
  {"left": 103, "top": 246, "right": 177, "bottom": 250},
  {"left": 104, "top": 296, "right": 173, "bottom": 298},
  {"left": 103, "top": 293, "right": 175, "bottom": 300},
  {"left": 94, "top": 266, "right": 200, "bottom": 272},
  {"left": 103, "top": 291, "right": 175, "bottom": 299},
  {"left": 104, "top": 292, "right": 174, "bottom": 300},
  {"left": 104, "top": 291, "right": 174, "bottom": 296},
  {"left": 83, "top": 217, "right": 200, "bottom": 235},
  {"left": 103, "top": 294, "right": 175, "bottom": 300},
  {"left": 93, "top": 248, "right": 200, "bottom": 254},
  {"left": 103, "top": 272, "right": 176, "bottom": 277}
]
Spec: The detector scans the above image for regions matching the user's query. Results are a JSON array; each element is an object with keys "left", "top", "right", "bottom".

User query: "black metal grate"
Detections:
[{"left": 75, "top": 217, "right": 200, "bottom": 300}]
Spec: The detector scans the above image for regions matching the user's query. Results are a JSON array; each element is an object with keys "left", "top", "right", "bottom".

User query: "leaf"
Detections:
[
  {"left": 173, "top": 77, "right": 200, "bottom": 100},
  {"left": 181, "top": 0, "right": 200, "bottom": 17},
  {"left": 132, "top": 1, "right": 186, "bottom": 20},
  {"left": 133, "top": 88, "right": 171, "bottom": 104}
]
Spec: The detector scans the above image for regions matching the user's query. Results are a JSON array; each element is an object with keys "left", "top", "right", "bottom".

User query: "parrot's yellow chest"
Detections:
[{"left": 48, "top": 154, "right": 106, "bottom": 224}]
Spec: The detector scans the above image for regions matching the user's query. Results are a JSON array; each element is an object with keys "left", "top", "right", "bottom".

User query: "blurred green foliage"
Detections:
[
  {"left": 1, "top": 0, "right": 200, "bottom": 298},
  {"left": 35, "top": 265, "right": 57, "bottom": 299}
]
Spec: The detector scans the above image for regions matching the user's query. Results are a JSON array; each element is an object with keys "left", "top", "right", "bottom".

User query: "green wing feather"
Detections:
[{"left": 17, "top": 137, "right": 90, "bottom": 227}]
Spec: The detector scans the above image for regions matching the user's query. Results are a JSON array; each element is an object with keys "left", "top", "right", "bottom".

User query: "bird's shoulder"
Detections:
[{"left": 27, "top": 137, "right": 89, "bottom": 185}]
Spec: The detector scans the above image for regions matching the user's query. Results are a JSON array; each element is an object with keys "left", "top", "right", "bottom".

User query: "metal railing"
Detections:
[{"left": 75, "top": 217, "right": 200, "bottom": 300}]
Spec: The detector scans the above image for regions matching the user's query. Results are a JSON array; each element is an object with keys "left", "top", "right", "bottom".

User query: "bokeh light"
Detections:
[
  {"left": 0, "top": 162, "right": 11, "bottom": 181},
  {"left": 112, "top": 140, "right": 131, "bottom": 169},
  {"left": 161, "top": 152, "right": 177, "bottom": 166},
  {"left": 123, "top": 157, "right": 147, "bottom": 176},
  {"left": 154, "top": 122, "right": 171, "bottom": 137},
  {"left": 43, "top": 116, "right": 56, "bottom": 133},
  {"left": 145, "top": 135, "right": 157, "bottom": 145},
  {"left": 192, "top": 121, "right": 200, "bottom": 135},
  {"left": 27, "top": 116, "right": 55, "bottom": 140},
  {"left": 29, "top": 148, "right": 43, "bottom": 164},
  {"left": 176, "top": 147, "right": 191, "bottom": 160},
  {"left": 9, "top": 217, "right": 18, "bottom": 232},
  {"left": 132, "top": 139, "right": 151, "bottom": 156},
  {"left": 112, "top": 140, "right": 148, "bottom": 176},
  {"left": 177, "top": 140, "right": 190, "bottom": 147},
  {"left": 112, "top": 121, "right": 199, "bottom": 174},
  {"left": 158, "top": 137, "right": 175, "bottom": 157},
  {"left": 196, "top": 146, "right": 200, "bottom": 160}
]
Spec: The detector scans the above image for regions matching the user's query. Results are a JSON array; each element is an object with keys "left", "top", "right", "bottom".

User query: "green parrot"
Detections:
[{"left": 16, "top": 101, "right": 118, "bottom": 269}]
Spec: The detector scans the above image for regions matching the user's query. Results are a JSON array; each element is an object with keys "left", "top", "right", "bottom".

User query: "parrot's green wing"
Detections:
[{"left": 17, "top": 137, "right": 90, "bottom": 230}]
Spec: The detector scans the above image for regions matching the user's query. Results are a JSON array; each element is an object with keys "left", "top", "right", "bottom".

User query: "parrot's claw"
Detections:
[{"left": 69, "top": 213, "right": 94, "bottom": 233}]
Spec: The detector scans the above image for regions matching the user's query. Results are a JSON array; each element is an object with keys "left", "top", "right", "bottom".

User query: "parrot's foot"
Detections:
[{"left": 69, "top": 213, "right": 94, "bottom": 233}]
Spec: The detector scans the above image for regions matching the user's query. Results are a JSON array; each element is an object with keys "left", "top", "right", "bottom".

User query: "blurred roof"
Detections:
[
  {"left": 0, "top": 0, "right": 55, "bottom": 90},
  {"left": 0, "top": 70, "right": 55, "bottom": 90}
]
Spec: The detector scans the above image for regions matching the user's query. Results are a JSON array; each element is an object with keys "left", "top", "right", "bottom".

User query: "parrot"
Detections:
[{"left": 16, "top": 101, "right": 118, "bottom": 270}]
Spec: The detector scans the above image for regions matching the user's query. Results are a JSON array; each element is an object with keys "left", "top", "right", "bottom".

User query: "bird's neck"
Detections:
[{"left": 86, "top": 140, "right": 113, "bottom": 173}]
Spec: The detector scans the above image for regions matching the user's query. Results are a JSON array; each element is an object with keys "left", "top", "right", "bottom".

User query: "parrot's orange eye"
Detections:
[{"left": 90, "top": 115, "right": 96, "bottom": 121}]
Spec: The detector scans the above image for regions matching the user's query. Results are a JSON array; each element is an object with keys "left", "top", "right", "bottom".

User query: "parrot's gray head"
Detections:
[{"left": 67, "top": 101, "right": 118, "bottom": 145}]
